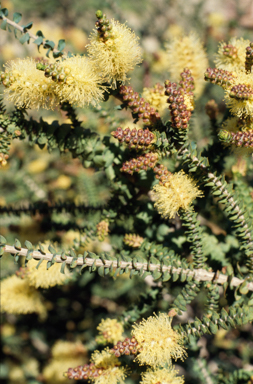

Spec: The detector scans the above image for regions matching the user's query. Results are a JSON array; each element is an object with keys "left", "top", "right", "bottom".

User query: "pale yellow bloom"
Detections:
[
  {"left": 151, "top": 171, "right": 203, "bottom": 219},
  {"left": 140, "top": 367, "right": 185, "bottom": 384},
  {"left": 166, "top": 32, "right": 208, "bottom": 97},
  {"left": 2, "top": 58, "right": 57, "bottom": 109},
  {"left": 142, "top": 84, "right": 168, "bottom": 114},
  {"left": 51, "top": 340, "right": 87, "bottom": 359},
  {"left": 97, "top": 318, "right": 124, "bottom": 344},
  {"left": 214, "top": 37, "right": 250, "bottom": 73},
  {"left": 26, "top": 257, "right": 71, "bottom": 289},
  {"left": 91, "top": 348, "right": 127, "bottom": 384},
  {"left": 1, "top": 275, "right": 47, "bottom": 319},
  {"left": 54, "top": 56, "right": 106, "bottom": 106},
  {"left": 132, "top": 313, "right": 187, "bottom": 367},
  {"left": 87, "top": 19, "right": 142, "bottom": 87},
  {"left": 224, "top": 71, "right": 253, "bottom": 119}
]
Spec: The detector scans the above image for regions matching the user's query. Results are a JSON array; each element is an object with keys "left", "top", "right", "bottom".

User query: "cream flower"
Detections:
[
  {"left": 151, "top": 171, "right": 203, "bottom": 219},
  {"left": 87, "top": 19, "right": 142, "bottom": 87},
  {"left": 132, "top": 313, "right": 187, "bottom": 367},
  {"left": 1, "top": 58, "right": 57, "bottom": 109},
  {"left": 214, "top": 37, "right": 250, "bottom": 73},
  {"left": 140, "top": 367, "right": 185, "bottom": 384},
  {"left": 97, "top": 318, "right": 124, "bottom": 344},
  {"left": 166, "top": 32, "right": 208, "bottom": 98}
]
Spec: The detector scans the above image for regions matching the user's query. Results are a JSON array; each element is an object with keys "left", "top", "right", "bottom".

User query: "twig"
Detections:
[{"left": 3, "top": 245, "right": 253, "bottom": 291}]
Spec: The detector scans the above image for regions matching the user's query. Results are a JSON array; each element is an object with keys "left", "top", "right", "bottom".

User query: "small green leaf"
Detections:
[
  {"left": 25, "top": 240, "right": 33, "bottom": 250},
  {"left": 19, "top": 32, "right": 30, "bottom": 44},
  {"left": 0, "top": 19, "right": 7, "bottom": 30},
  {"left": 36, "top": 259, "right": 44, "bottom": 269},
  {"left": 44, "top": 40, "right": 55, "bottom": 49},
  {"left": 22, "top": 21, "right": 33, "bottom": 31},
  {"left": 36, "top": 30, "right": 45, "bottom": 38},
  {"left": 14, "top": 238, "right": 21, "bottom": 250},
  {"left": 0, "top": 235, "right": 7, "bottom": 245},
  {"left": 33, "top": 36, "right": 43, "bottom": 46},
  {"left": 57, "top": 39, "right": 65, "bottom": 51},
  {"left": 60, "top": 261, "right": 66, "bottom": 274},
  {"left": 0, "top": 8, "right": 9, "bottom": 17},
  {"left": 13, "top": 12, "right": 22, "bottom": 23}
]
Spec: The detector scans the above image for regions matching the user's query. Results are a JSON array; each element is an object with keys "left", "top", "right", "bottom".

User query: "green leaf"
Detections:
[
  {"left": 22, "top": 21, "right": 33, "bottom": 31},
  {"left": 36, "top": 30, "right": 45, "bottom": 38},
  {"left": 0, "top": 235, "right": 7, "bottom": 245},
  {"left": 13, "top": 12, "right": 22, "bottom": 23},
  {"left": 0, "top": 19, "right": 7, "bottom": 30},
  {"left": 0, "top": 8, "right": 8, "bottom": 17},
  {"left": 44, "top": 40, "right": 55, "bottom": 49},
  {"left": 36, "top": 259, "right": 44, "bottom": 269},
  {"left": 33, "top": 36, "right": 43, "bottom": 46},
  {"left": 60, "top": 261, "right": 66, "bottom": 274},
  {"left": 25, "top": 240, "right": 33, "bottom": 250},
  {"left": 19, "top": 32, "right": 30, "bottom": 44},
  {"left": 57, "top": 39, "right": 65, "bottom": 51}
]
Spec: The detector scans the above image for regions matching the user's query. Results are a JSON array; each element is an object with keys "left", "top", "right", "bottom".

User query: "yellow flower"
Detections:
[
  {"left": 97, "top": 318, "right": 124, "bottom": 344},
  {"left": 214, "top": 37, "right": 250, "bottom": 73},
  {"left": 166, "top": 32, "right": 208, "bottom": 98},
  {"left": 91, "top": 348, "right": 127, "bottom": 384},
  {"left": 26, "top": 257, "right": 71, "bottom": 289},
  {"left": 140, "top": 367, "right": 185, "bottom": 384},
  {"left": 87, "top": 19, "right": 142, "bottom": 87},
  {"left": 1, "top": 58, "right": 57, "bottom": 109},
  {"left": 142, "top": 84, "right": 168, "bottom": 114},
  {"left": 151, "top": 171, "right": 203, "bottom": 219},
  {"left": 51, "top": 340, "right": 87, "bottom": 359},
  {"left": 1, "top": 275, "right": 47, "bottom": 319},
  {"left": 53, "top": 56, "right": 106, "bottom": 107},
  {"left": 132, "top": 313, "right": 187, "bottom": 367},
  {"left": 224, "top": 71, "right": 253, "bottom": 119}
]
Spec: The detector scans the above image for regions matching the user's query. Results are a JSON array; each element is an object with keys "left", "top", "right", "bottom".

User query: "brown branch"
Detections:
[{"left": 3, "top": 245, "right": 253, "bottom": 291}]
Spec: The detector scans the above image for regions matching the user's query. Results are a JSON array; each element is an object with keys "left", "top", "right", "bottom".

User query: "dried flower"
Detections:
[
  {"left": 96, "top": 220, "right": 110, "bottom": 241},
  {"left": 123, "top": 234, "right": 144, "bottom": 248},
  {"left": 50, "top": 56, "right": 106, "bottom": 107},
  {"left": 1, "top": 275, "right": 47, "bottom": 319},
  {"left": 1, "top": 58, "right": 57, "bottom": 109},
  {"left": 132, "top": 313, "right": 187, "bottom": 367},
  {"left": 87, "top": 18, "right": 142, "bottom": 87},
  {"left": 151, "top": 171, "right": 203, "bottom": 219},
  {"left": 140, "top": 367, "right": 185, "bottom": 384},
  {"left": 166, "top": 32, "right": 208, "bottom": 97},
  {"left": 97, "top": 318, "right": 124, "bottom": 344}
]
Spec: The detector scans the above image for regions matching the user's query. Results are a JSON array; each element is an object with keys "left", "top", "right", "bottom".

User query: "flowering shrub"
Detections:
[{"left": 1, "top": 3, "right": 253, "bottom": 384}]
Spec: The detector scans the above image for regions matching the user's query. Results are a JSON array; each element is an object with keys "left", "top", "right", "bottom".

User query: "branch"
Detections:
[{"left": 3, "top": 245, "right": 253, "bottom": 291}]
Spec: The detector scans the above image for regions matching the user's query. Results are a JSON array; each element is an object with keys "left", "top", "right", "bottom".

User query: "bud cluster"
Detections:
[
  {"left": 153, "top": 164, "right": 172, "bottom": 185},
  {"left": 111, "top": 126, "right": 155, "bottom": 149},
  {"left": 179, "top": 67, "right": 195, "bottom": 95},
  {"left": 35, "top": 57, "right": 49, "bottom": 71},
  {"left": 222, "top": 44, "right": 238, "bottom": 59},
  {"left": 119, "top": 85, "right": 161, "bottom": 126},
  {"left": 229, "top": 84, "right": 253, "bottom": 100},
  {"left": 0, "top": 71, "right": 16, "bottom": 88},
  {"left": 245, "top": 42, "right": 253, "bottom": 74},
  {"left": 96, "top": 220, "right": 109, "bottom": 241},
  {"left": 123, "top": 234, "right": 144, "bottom": 248},
  {"left": 44, "top": 63, "right": 71, "bottom": 84},
  {"left": 95, "top": 10, "right": 113, "bottom": 42},
  {"left": 204, "top": 68, "right": 234, "bottom": 88},
  {"left": 111, "top": 337, "right": 139, "bottom": 357},
  {"left": 120, "top": 152, "right": 158, "bottom": 175},
  {"left": 205, "top": 99, "right": 219, "bottom": 120},
  {"left": 219, "top": 129, "right": 253, "bottom": 148},
  {"left": 164, "top": 81, "right": 191, "bottom": 129},
  {"left": 64, "top": 363, "right": 104, "bottom": 381}
]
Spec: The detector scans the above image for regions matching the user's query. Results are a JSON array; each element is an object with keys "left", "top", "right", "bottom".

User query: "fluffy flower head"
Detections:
[
  {"left": 53, "top": 56, "right": 106, "bottom": 106},
  {"left": 1, "top": 275, "right": 47, "bottom": 319},
  {"left": 214, "top": 37, "right": 250, "bottom": 73},
  {"left": 26, "top": 257, "right": 71, "bottom": 288},
  {"left": 97, "top": 318, "right": 124, "bottom": 344},
  {"left": 140, "top": 367, "right": 185, "bottom": 384},
  {"left": 132, "top": 313, "right": 187, "bottom": 367},
  {"left": 151, "top": 171, "right": 203, "bottom": 219},
  {"left": 87, "top": 19, "right": 142, "bottom": 86},
  {"left": 166, "top": 32, "right": 208, "bottom": 97},
  {"left": 91, "top": 348, "right": 127, "bottom": 384},
  {"left": 1, "top": 58, "right": 57, "bottom": 109},
  {"left": 142, "top": 83, "right": 168, "bottom": 114}
]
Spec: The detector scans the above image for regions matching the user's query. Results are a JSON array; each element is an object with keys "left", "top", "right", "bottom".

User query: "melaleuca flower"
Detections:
[
  {"left": 166, "top": 32, "right": 208, "bottom": 97},
  {"left": 0, "top": 58, "right": 57, "bottom": 109},
  {"left": 214, "top": 37, "right": 251, "bottom": 73},
  {"left": 1, "top": 275, "right": 47, "bottom": 319},
  {"left": 87, "top": 19, "right": 142, "bottom": 87},
  {"left": 97, "top": 318, "right": 124, "bottom": 344},
  {"left": 224, "top": 71, "right": 253, "bottom": 119},
  {"left": 50, "top": 56, "right": 106, "bottom": 107},
  {"left": 151, "top": 171, "right": 203, "bottom": 219},
  {"left": 142, "top": 83, "right": 168, "bottom": 114},
  {"left": 140, "top": 367, "right": 185, "bottom": 384},
  {"left": 26, "top": 257, "right": 72, "bottom": 289},
  {"left": 132, "top": 313, "right": 187, "bottom": 367},
  {"left": 91, "top": 348, "right": 127, "bottom": 384}
]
